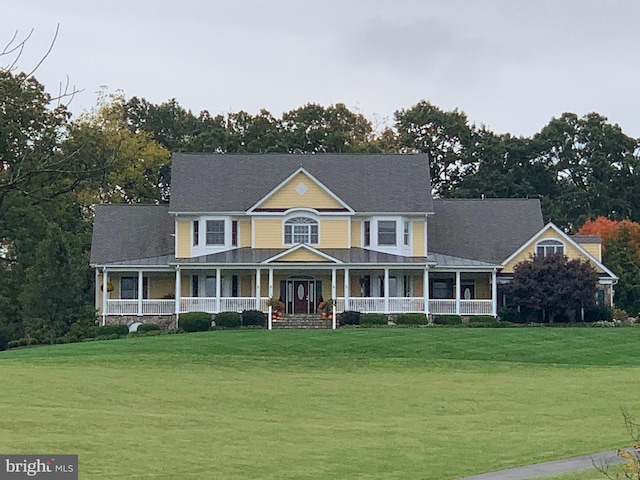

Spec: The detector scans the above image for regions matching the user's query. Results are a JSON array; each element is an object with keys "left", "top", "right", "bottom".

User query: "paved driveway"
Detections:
[{"left": 456, "top": 450, "right": 626, "bottom": 480}]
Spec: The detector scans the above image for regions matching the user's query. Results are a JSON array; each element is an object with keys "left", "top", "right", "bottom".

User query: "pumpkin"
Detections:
[{"left": 318, "top": 301, "right": 326, "bottom": 309}]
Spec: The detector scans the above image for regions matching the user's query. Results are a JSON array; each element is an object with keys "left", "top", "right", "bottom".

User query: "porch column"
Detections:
[
  {"left": 455, "top": 271, "right": 461, "bottom": 315},
  {"left": 343, "top": 268, "right": 350, "bottom": 311},
  {"left": 384, "top": 268, "right": 390, "bottom": 313},
  {"left": 255, "top": 268, "right": 262, "bottom": 310},
  {"left": 268, "top": 268, "right": 274, "bottom": 331},
  {"left": 331, "top": 268, "right": 337, "bottom": 329},
  {"left": 138, "top": 270, "right": 144, "bottom": 316},
  {"left": 423, "top": 267, "right": 430, "bottom": 315},
  {"left": 101, "top": 267, "right": 108, "bottom": 326},
  {"left": 175, "top": 266, "right": 181, "bottom": 318},
  {"left": 94, "top": 269, "right": 100, "bottom": 318},
  {"left": 215, "top": 267, "right": 221, "bottom": 313},
  {"left": 492, "top": 268, "right": 498, "bottom": 317}
]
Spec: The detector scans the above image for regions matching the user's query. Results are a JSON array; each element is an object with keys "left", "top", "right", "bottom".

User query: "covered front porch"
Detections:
[{"left": 96, "top": 263, "right": 499, "bottom": 329}]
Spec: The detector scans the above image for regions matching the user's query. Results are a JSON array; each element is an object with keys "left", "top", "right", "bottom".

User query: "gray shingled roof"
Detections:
[
  {"left": 169, "top": 153, "right": 434, "bottom": 213},
  {"left": 172, "top": 247, "right": 430, "bottom": 265},
  {"left": 90, "top": 205, "right": 175, "bottom": 265},
  {"left": 428, "top": 199, "right": 544, "bottom": 264}
]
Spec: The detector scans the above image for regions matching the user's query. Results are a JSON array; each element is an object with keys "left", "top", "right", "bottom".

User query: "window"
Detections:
[
  {"left": 403, "top": 221, "right": 410, "bottom": 246},
  {"left": 231, "top": 220, "right": 238, "bottom": 247},
  {"left": 284, "top": 217, "right": 318, "bottom": 244},
  {"left": 363, "top": 221, "right": 370, "bottom": 247},
  {"left": 536, "top": 239, "right": 564, "bottom": 257},
  {"left": 205, "top": 276, "right": 216, "bottom": 297},
  {"left": 120, "top": 276, "right": 148, "bottom": 299},
  {"left": 192, "top": 275, "right": 199, "bottom": 297},
  {"left": 378, "top": 220, "right": 396, "bottom": 245},
  {"left": 193, "top": 220, "right": 199, "bottom": 246},
  {"left": 206, "top": 220, "right": 225, "bottom": 245}
]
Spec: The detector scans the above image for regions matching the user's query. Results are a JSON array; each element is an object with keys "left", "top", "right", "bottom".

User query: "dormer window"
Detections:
[
  {"left": 536, "top": 239, "right": 564, "bottom": 257},
  {"left": 284, "top": 217, "right": 319, "bottom": 244},
  {"left": 206, "top": 220, "right": 225, "bottom": 245}
]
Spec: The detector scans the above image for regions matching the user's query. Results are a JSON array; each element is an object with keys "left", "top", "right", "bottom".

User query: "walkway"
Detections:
[{"left": 456, "top": 450, "right": 627, "bottom": 480}]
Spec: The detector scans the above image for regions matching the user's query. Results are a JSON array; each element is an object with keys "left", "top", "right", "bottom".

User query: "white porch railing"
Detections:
[
  {"left": 460, "top": 300, "right": 493, "bottom": 315},
  {"left": 107, "top": 299, "right": 174, "bottom": 315},
  {"left": 107, "top": 297, "right": 493, "bottom": 316},
  {"left": 180, "top": 297, "right": 269, "bottom": 314}
]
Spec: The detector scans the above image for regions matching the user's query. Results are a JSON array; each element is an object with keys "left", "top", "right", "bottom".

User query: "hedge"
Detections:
[
  {"left": 395, "top": 313, "right": 428, "bottom": 325},
  {"left": 338, "top": 311, "right": 361, "bottom": 326},
  {"left": 97, "top": 324, "right": 129, "bottom": 336},
  {"left": 433, "top": 315, "right": 462, "bottom": 325},
  {"left": 137, "top": 323, "right": 161, "bottom": 332},
  {"left": 360, "top": 313, "right": 387, "bottom": 325},
  {"left": 215, "top": 311, "right": 242, "bottom": 329},
  {"left": 241, "top": 310, "right": 266, "bottom": 327},
  {"left": 179, "top": 312, "right": 211, "bottom": 332}
]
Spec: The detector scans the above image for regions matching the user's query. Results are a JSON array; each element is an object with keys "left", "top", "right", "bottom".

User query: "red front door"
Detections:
[{"left": 293, "top": 281, "right": 310, "bottom": 314}]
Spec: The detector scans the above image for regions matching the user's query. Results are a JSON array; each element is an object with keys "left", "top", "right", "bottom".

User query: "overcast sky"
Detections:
[{"left": 4, "top": 0, "right": 640, "bottom": 138}]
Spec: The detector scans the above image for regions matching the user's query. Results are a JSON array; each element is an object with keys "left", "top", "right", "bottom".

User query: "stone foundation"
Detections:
[{"left": 103, "top": 315, "right": 176, "bottom": 330}]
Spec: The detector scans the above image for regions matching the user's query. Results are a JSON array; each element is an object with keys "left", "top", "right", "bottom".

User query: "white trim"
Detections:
[
  {"left": 262, "top": 244, "right": 344, "bottom": 264},
  {"left": 501, "top": 222, "right": 618, "bottom": 280},
  {"left": 247, "top": 167, "right": 355, "bottom": 213}
]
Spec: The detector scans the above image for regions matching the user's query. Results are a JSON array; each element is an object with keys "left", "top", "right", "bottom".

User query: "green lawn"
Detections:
[{"left": 0, "top": 328, "right": 637, "bottom": 479}]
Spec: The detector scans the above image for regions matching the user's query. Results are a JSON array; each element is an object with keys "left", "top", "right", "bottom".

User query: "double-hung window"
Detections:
[
  {"left": 363, "top": 221, "right": 370, "bottom": 247},
  {"left": 206, "top": 220, "right": 225, "bottom": 245},
  {"left": 284, "top": 217, "right": 319, "bottom": 244},
  {"left": 377, "top": 220, "right": 396, "bottom": 245},
  {"left": 120, "top": 276, "right": 148, "bottom": 299}
]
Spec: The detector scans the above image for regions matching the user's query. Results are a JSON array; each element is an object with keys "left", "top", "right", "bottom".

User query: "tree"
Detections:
[
  {"left": 394, "top": 101, "right": 473, "bottom": 196},
  {"left": 509, "top": 254, "right": 600, "bottom": 323},
  {"left": 19, "top": 225, "right": 94, "bottom": 343}
]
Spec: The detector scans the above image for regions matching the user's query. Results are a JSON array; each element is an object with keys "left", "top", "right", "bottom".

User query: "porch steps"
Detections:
[{"left": 272, "top": 314, "right": 333, "bottom": 329}]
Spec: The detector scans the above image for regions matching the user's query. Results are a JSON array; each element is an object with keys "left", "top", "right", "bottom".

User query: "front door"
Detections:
[{"left": 293, "top": 280, "right": 311, "bottom": 314}]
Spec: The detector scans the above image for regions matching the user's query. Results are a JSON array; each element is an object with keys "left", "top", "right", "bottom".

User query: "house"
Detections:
[{"left": 90, "top": 153, "right": 618, "bottom": 328}]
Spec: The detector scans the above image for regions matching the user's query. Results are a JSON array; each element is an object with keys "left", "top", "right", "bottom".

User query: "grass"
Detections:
[{"left": 0, "top": 328, "right": 638, "bottom": 479}]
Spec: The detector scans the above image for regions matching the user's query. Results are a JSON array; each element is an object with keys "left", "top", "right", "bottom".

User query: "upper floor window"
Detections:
[
  {"left": 378, "top": 220, "right": 396, "bottom": 245},
  {"left": 231, "top": 220, "right": 238, "bottom": 247},
  {"left": 193, "top": 220, "right": 199, "bottom": 246},
  {"left": 363, "top": 221, "right": 370, "bottom": 247},
  {"left": 536, "top": 239, "right": 564, "bottom": 257},
  {"left": 403, "top": 221, "right": 410, "bottom": 246},
  {"left": 206, "top": 220, "right": 225, "bottom": 245},
  {"left": 284, "top": 217, "right": 318, "bottom": 244}
]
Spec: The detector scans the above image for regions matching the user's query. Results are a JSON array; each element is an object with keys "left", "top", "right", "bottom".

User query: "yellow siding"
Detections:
[
  {"left": 502, "top": 229, "right": 607, "bottom": 274},
  {"left": 241, "top": 275, "right": 252, "bottom": 296},
  {"left": 239, "top": 219, "right": 251, "bottom": 247},
  {"left": 180, "top": 273, "right": 191, "bottom": 297},
  {"left": 278, "top": 248, "right": 331, "bottom": 262},
  {"left": 259, "top": 172, "right": 344, "bottom": 209},
  {"left": 578, "top": 242, "right": 601, "bottom": 262},
  {"left": 176, "top": 220, "right": 191, "bottom": 258},
  {"left": 413, "top": 275, "right": 424, "bottom": 295},
  {"left": 413, "top": 220, "right": 425, "bottom": 257},
  {"left": 149, "top": 274, "right": 174, "bottom": 298},
  {"left": 351, "top": 221, "right": 361, "bottom": 248},
  {"left": 253, "top": 219, "right": 282, "bottom": 248},
  {"left": 320, "top": 219, "right": 349, "bottom": 248}
]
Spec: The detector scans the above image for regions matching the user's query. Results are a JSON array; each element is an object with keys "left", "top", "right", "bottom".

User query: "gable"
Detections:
[
  {"left": 501, "top": 224, "right": 614, "bottom": 277},
  {"left": 254, "top": 171, "right": 346, "bottom": 211},
  {"left": 272, "top": 248, "right": 334, "bottom": 263}
]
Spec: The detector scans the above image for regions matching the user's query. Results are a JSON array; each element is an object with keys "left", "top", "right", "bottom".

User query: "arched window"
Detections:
[
  {"left": 536, "top": 239, "right": 564, "bottom": 257},
  {"left": 284, "top": 217, "right": 319, "bottom": 244}
]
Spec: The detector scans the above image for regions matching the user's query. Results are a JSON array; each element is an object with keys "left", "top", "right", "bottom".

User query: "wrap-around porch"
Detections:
[{"left": 97, "top": 265, "right": 498, "bottom": 329}]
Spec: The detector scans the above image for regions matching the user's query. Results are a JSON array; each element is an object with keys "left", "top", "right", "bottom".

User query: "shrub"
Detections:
[
  {"left": 360, "top": 313, "right": 387, "bottom": 325},
  {"left": 95, "top": 333, "right": 121, "bottom": 341},
  {"left": 498, "top": 307, "right": 523, "bottom": 323},
  {"left": 215, "top": 311, "right": 242, "bottom": 329},
  {"left": 179, "top": 312, "right": 211, "bottom": 332},
  {"left": 97, "top": 324, "right": 129, "bottom": 336},
  {"left": 137, "top": 323, "right": 161, "bottom": 332},
  {"left": 67, "top": 320, "right": 98, "bottom": 342},
  {"left": 433, "top": 315, "right": 462, "bottom": 325},
  {"left": 396, "top": 313, "right": 428, "bottom": 325},
  {"left": 467, "top": 320, "right": 509, "bottom": 328},
  {"left": 470, "top": 315, "right": 496, "bottom": 324},
  {"left": 0, "top": 327, "right": 10, "bottom": 351},
  {"left": 583, "top": 304, "right": 613, "bottom": 322},
  {"left": 7, "top": 340, "right": 21, "bottom": 349},
  {"left": 338, "top": 311, "right": 361, "bottom": 326},
  {"left": 242, "top": 310, "right": 266, "bottom": 327}
]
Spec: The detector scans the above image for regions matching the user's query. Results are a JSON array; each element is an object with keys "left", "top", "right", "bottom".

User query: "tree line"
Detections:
[{"left": 3, "top": 67, "right": 640, "bottom": 345}]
